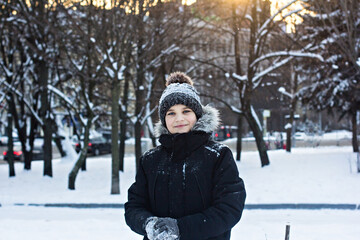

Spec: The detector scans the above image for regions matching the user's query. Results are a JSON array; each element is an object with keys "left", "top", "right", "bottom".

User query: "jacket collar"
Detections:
[
  {"left": 159, "top": 131, "right": 211, "bottom": 162},
  {"left": 154, "top": 104, "right": 220, "bottom": 138}
]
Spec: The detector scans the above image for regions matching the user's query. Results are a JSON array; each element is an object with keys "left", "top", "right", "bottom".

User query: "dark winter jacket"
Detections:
[{"left": 125, "top": 105, "right": 246, "bottom": 240}]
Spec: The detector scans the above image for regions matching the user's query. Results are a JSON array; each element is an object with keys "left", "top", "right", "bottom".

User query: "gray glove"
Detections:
[{"left": 145, "top": 217, "right": 179, "bottom": 240}]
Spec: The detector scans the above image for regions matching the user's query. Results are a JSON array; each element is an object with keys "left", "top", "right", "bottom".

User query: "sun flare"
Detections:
[{"left": 270, "top": 0, "right": 310, "bottom": 32}]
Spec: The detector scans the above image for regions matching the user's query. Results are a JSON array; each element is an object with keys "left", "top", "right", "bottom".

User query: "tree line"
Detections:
[{"left": 0, "top": 0, "right": 359, "bottom": 194}]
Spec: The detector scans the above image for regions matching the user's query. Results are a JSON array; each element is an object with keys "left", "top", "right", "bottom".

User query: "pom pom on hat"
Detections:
[
  {"left": 159, "top": 72, "right": 203, "bottom": 129},
  {"left": 165, "top": 72, "right": 194, "bottom": 86}
]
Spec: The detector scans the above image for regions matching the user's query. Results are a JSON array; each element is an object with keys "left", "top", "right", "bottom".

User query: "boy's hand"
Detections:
[{"left": 145, "top": 217, "right": 179, "bottom": 240}]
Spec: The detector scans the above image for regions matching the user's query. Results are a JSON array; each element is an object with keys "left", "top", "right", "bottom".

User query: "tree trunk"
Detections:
[
  {"left": 54, "top": 136, "right": 66, "bottom": 157},
  {"left": 43, "top": 117, "right": 53, "bottom": 177},
  {"left": 38, "top": 60, "right": 52, "bottom": 177},
  {"left": 7, "top": 111, "right": 15, "bottom": 177},
  {"left": 10, "top": 91, "right": 29, "bottom": 170},
  {"left": 119, "top": 118, "right": 126, "bottom": 172},
  {"left": 352, "top": 110, "right": 359, "bottom": 152},
  {"left": 111, "top": 78, "right": 120, "bottom": 194},
  {"left": 286, "top": 65, "right": 298, "bottom": 152},
  {"left": 286, "top": 127, "right": 292, "bottom": 152},
  {"left": 8, "top": 93, "right": 31, "bottom": 170},
  {"left": 236, "top": 114, "right": 243, "bottom": 161},
  {"left": 52, "top": 119, "right": 66, "bottom": 157},
  {"left": 135, "top": 120, "right": 142, "bottom": 171},
  {"left": 242, "top": 1, "right": 269, "bottom": 167},
  {"left": 68, "top": 117, "right": 92, "bottom": 190},
  {"left": 148, "top": 122, "right": 157, "bottom": 148},
  {"left": 24, "top": 118, "right": 35, "bottom": 170},
  {"left": 23, "top": 150, "right": 33, "bottom": 168},
  {"left": 232, "top": 3, "right": 243, "bottom": 162},
  {"left": 119, "top": 64, "right": 130, "bottom": 172},
  {"left": 134, "top": 3, "right": 145, "bottom": 172},
  {"left": 68, "top": 151, "right": 87, "bottom": 190},
  {"left": 286, "top": 108, "right": 295, "bottom": 152},
  {"left": 81, "top": 156, "right": 86, "bottom": 171},
  {"left": 244, "top": 107, "right": 270, "bottom": 167},
  {"left": 24, "top": 96, "right": 40, "bottom": 170}
]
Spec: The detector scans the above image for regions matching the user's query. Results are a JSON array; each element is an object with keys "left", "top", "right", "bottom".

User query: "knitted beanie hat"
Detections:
[{"left": 159, "top": 72, "right": 203, "bottom": 128}]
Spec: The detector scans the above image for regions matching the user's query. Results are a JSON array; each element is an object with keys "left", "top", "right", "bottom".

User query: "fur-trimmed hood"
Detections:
[{"left": 154, "top": 105, "right": 220, "bottom": 137}]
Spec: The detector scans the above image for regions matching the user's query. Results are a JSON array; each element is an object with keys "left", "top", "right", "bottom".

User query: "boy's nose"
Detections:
[{"left": 175, "top": 114, "right": 184, "bottom": 121}]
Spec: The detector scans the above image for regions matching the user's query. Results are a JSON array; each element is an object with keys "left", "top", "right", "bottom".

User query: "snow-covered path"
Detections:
[
  {"left": 1, "top": 146, "right": 359, "bottom": 239},
  {"left": 1, "top": 207, "right": 359, "bottom": 240}
]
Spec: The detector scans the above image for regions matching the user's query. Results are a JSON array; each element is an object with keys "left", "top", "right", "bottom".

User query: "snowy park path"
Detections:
[{"left": 1, "top": 146, "right": 359, "bottom": 240}]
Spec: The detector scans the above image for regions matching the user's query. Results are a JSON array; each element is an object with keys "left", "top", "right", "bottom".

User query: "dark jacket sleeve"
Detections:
[
  {"left": 124, "top": 157, "right": 154, "bottom": 236},
  {"left": 177, "top": 147, "right": 246, "bottom": 239}
]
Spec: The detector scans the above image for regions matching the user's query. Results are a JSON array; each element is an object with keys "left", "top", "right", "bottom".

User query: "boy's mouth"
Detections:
[{"left": 175, "top": 124, "right": 187, "bottom": 128}]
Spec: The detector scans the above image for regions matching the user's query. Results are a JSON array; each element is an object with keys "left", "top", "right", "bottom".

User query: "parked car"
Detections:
[
  {"left": 213, "top": 125, "right": 238, "bottom": 141},
  {"left": 100, "top": 131, "right": 130, "bottom": 142},
  {"left": 294, "top": 132, "right": 306, "bottom": 140},
  {"left": 3, "top": 138, "right": 46, "bottom": 162},
  {"left": 75, "top": 136, "right": 111, "bottom": 156},
  {"left": 0, "top": 132, "right": 19, "bottom": 146},
  {"left": 3, "top": 144, "right": 24, "bottom": 161}
]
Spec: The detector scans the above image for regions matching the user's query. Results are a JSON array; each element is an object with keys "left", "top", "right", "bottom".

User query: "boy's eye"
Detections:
[
  {"left": 167, "top": 112, "right": 175, "bottom": 116},
  {"left": 183, "top": 110, "right": 191, "bottom": 113}
]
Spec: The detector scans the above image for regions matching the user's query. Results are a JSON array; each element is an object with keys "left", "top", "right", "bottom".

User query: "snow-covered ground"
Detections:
[{"left": 1, "top": 146, "right": 359, "bottom": 240}]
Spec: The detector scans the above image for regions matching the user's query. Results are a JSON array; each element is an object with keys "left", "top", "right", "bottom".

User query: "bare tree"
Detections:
[
  {"left": 298, "top": 0, "right": 360, "bottom": 152},
  {"left": 0, "top": 0, "right": 45, "bottom": 172},
  {"left": 55, "top": 1, "right": 108, "bottom": 189},
  {"left": 11, "top": 0, "right": 66, "bottom": 176},
  {"left": 94, "top": 0, "right": 133, "bottom": 194},
  {"left": 187, "top": 0, "right": 323, "bottom": 166}
]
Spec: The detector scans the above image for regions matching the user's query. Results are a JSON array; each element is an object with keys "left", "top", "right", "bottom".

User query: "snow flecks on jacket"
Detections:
[
  {"left": 183, "top": 162, "right": 187, "bottom": 188},
  {"left": 190, "top": 161, "right": 201, "bottom": 174},
  {"left": 211, "top": 142, "right": 226, "bottom": 152},
  {"left": 143, "top": 146, "right": 162, "bottom": 158},
  {"left": 205, "top": 146, "right": 221, "bottom": 158},
  {"left": 183, "top": 163, "right": 187, "bottom": 178}
]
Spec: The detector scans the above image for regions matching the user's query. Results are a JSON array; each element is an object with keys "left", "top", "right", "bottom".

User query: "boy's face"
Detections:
[{"left": 165, "top": 104, "right": 197, "bottom": 134}]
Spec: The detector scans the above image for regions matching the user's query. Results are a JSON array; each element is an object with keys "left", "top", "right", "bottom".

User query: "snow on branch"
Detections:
[
  {"left": 231, "top": 106, "right": 242, "bottom": 114},
  {"left": 251, "top": 105, "right": 262, "bottom": 132},
  {"left": 280, "top": 8, "right": 303, "bottom": 21},
  {"left": 145, "top": 72, "right": 154, "bottom": 102},
  {"left": 105, "top": 67, "right": 115, "bottom": 78},
  {"left": 232, "top": 73, "right": 248, "bottom": 82},
  {"left": 253, "top": 56, "right": 293, "bottom": 88},
  {"left": 1, "top": 64, "right": 13, "bottom": 78},
  {"left": 118, "top": 65, "right": 126, "bottom": 80},
  {"left": 48, "top": 85, "right": 88, "bottom": 126},
  {"left": 251, "top": 51, "right": 323, "bottom": 67},
  {"left": 278, "top": 86, "right": 294, "bottom": 99},
  {"left": 0, "top": 80, "right": 43, "bottom": 126},
  {"left": 245, "top": 14, "right": 253, "bottom": 23},
  {"left": 315, "top": 9, "right": 341, "bottom": 20},
  {"left": 84, "top": 92, "right": 95, "bottom": 114},
  {"left": 146, "top": 44, "right": 179, "bottom": 70},
  {"left": 0, "top": 90, "right": 6, "bottom": 104},
  {"left": 91, "top": 115, "right": 99, "bottom": 124},
  {"left": 258, "top": 0, "right": 301, "bottom": 35},
  {"left": 141, "top": 104, "right": 157, "bottom": 126},
  {"left": 48, "top": 85, "right": 76, "bottom": 109}
]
